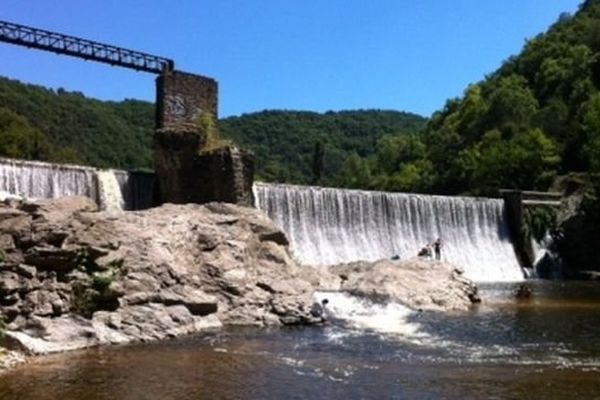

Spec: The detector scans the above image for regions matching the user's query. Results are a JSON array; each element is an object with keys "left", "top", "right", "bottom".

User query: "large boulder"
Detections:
[
  {"left": 0, "top": 197, "right": 319, "bottom": 354},
  {"left": 328, "top": 258, "right": 480, "bottom": 312}
]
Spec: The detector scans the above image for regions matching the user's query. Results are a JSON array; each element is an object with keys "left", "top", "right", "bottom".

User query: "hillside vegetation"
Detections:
[
  {"left": 414, "top": 0, "right": 600, "bottom": 195},
  {"left": 219, "top": 110, "right": 426, "bottom": 185},
  {"left": 0, "top": 75, "right": 426, "bottom": 183},
  {"left": 0, "top": 77, "right": 155, "bottom": 169}
]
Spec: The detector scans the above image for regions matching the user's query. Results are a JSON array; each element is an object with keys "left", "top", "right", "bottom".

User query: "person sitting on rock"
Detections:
[{"left": 418, "top": 244, "right": 432, "bottom": 259}]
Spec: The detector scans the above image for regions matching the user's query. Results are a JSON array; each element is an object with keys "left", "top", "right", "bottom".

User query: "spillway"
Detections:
[
  {"left": 254, "top": 183, "right": 524, "bottom": 282},
  {"left": 0, "top": 158, "right": 524, "bottom": 282},
  {"left": 0, "top": 157, "right": 154, "bottom": 210}
]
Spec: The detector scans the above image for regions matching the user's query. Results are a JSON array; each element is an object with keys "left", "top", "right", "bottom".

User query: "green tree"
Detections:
[
  {"left": 0, "top": 107, "right": 50, "bottom": 160},
  {"left": 339, "top": 153, "right": 372, "bottom": 189},
  {"left": 485, "top": 74, "right": 539, "bottom": 134},
  {"left": 311, "top": 140, "right": 324, "bottom": 185},
  {"left": 582, "top": 92, "right": 600, "bottom": 171}
]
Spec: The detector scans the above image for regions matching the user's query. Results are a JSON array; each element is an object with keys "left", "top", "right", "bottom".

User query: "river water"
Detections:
[{"left": 2, "top": 281, "right": 600, "bottom": 399}]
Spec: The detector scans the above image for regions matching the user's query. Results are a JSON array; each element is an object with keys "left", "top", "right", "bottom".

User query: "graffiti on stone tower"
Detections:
[{"left": 156, "top": 71, "right": 218, "bottom": 129}]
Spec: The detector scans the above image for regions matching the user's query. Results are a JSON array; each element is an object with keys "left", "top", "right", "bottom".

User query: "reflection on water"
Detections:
[{"left": 2, "top": 281, "right": 600, "bottom": 399}]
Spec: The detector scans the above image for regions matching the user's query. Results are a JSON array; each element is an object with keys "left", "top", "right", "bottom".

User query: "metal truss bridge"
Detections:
[{"left": 0, "top": 20, "right": 174, "bottom": 74}]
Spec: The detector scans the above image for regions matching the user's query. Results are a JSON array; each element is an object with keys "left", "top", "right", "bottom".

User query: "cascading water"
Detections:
[
  {"left": 97, "top": 170, "right": 126, "bottom": 211},
  {"left": 255, "top": 183, "right": 524, "bottom": 282},
  {"left": 0, "top": 157, "right": 97, "bottom": 201},
  {"left": 0, "top": 157, "right": 154, "bottom": 211}
]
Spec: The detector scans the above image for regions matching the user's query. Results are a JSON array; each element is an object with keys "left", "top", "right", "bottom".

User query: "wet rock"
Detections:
[{"left": 329, "top": 258, "right": 479, "bottom": 312}]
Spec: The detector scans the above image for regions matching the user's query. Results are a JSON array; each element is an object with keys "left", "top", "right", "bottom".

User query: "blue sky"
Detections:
[{"left": 1, "top": 0, "right": 582, "bottom": 118}]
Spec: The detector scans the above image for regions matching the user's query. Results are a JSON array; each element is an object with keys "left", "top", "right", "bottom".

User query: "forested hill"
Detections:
[
  {"left": 0, "top": 75, "right": 426, "bottom": 183},
  {"left": 421, "top": 0, "right": 600, "bottom": 195},
  {"left": 0, "top": 76, "right": 155, "bottom": 169},
  {"left": 219, "top": 110, "right": 426, "bottom": 184}
]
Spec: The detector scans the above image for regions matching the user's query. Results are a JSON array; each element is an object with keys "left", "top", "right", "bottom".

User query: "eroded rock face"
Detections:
[
  {"left": 0, "top": 197, "right": 319, "bottom": 354},
  {"left": 328, "top": 258, "right": 480, "bottom": 312}
]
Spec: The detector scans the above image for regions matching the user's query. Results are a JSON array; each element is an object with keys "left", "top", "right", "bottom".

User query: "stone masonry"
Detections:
[{"left": 155, "top": 70, "right": 218, "bottom": 129}]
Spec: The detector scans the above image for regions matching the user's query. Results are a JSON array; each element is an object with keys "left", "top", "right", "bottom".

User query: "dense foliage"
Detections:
[
  {"left": 0, "top": 76, "right": 155, "bottom": 169},
  {"left": 219, "top": 110, "right": 426, "bottom": 185},
  {"left": 0, "top": 76, "right": 425, "bottom": 183},
  {"left": 425, "top": 0, "right": 600, "bottom": 195},
  {"left": 338, "top": 1, "right": 600, "bottom": 195}
]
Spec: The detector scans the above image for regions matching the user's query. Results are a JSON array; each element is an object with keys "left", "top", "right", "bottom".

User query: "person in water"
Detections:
[
  {"left": 516, "top": 284, "right": 533, "bottom": 299},
  {"left": 310, "top": 298, "right": 329, "bottom": 320},
  {"left": 433, "top": 238, "right": 442, "bottom": 260}
]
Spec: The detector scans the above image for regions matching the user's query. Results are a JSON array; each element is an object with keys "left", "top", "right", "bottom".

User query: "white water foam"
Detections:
[
  {"left": 256, "top": 183, "right": 524, "bottom": 282},
  {"left": 315, "top": 291, "right": 426, "bottom": 342}
]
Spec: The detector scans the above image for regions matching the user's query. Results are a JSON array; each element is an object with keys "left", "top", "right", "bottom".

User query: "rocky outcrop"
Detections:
[
  {"left": 0, "top": 196, "right": 319, "bottom": 354},
  {"left": 154, "top": 126, "right": 254, "bottom": 206},
  {"left": 327, "top": 258, "right": 480, "bottom": 312},
  {"left": 548, "top": 174, "right": 600, "bottom": 278}
]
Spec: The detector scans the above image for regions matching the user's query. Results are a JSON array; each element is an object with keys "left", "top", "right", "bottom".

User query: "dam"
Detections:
[{"left": 0, "top": 157, "right": 524, "bottom": 282}]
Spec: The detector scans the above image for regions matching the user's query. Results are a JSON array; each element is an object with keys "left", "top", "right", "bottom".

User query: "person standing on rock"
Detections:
[{"left": 433, "top": 238, "right": 442, "bottom": 260}]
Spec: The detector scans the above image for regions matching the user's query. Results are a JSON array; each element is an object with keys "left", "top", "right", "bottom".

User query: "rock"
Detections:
[
  {"left": 6, "top": 315, "right": 97, "bottom": 355},
  {"left": 0, "top": 271, "right": 30, "bottom": 295},
  {"left": 14, "top": 264, "right": 36, "bottom": 279},
  {"left": 0, "top": 234, "right": 15, "bottom": 250},
  {"left": 0, "top": 208, "right": 27, "bottom": 223},
  {"left": 329, "top": 258, "right": 479, "bottom": 312},
  {"left": 19, "top": 196, "right": 97, "bottom": 219},
  {"left": 24, "top": 246, "right": 79, "bottom": 271},
  {"left": 0, "top": 197, "right": 318, "bottom": 354},
  {"left": 22, "top": 290, "right": 65, "bottom": 317}
]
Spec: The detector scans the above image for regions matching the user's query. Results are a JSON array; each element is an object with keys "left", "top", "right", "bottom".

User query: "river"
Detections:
[{"left": 2, "top": 281, "right": 600, "bottom": 399}]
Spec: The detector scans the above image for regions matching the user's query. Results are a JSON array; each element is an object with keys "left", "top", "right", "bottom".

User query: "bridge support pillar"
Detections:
[
  {"left": 155, "top": 70, "right": 218, "bottom": 128},
  {"left": 153, "top": 70, "right": 255, "bottom": 207},
  {"left": 501, "top": 190, "right": 534, "bottom": 268}
]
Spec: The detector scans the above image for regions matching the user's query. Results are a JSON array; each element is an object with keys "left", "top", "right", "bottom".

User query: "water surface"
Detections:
[{"left": 2, "top": 281, "right": 600, "bottom": 399}]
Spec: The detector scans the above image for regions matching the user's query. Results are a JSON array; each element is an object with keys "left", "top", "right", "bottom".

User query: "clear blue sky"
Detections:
[{"left": 1, "top": 0, "right": 583, "bottom": 118}]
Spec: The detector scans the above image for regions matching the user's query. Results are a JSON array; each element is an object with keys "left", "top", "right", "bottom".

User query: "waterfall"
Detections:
[
  {"left": 0, "top": 158, "right": 524, "bottom": 282},
  {"left": 0, "top": 157, "right": 97, "bottom": 201},
  {"left": 255, "top": 183, "right": 524, "bottom": 282},
  {"left": 97, "top": 170, "right": 125, "bottom": 211},
  {"left": 0, "top": 157, "right": 154, "bottom": 210}
]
